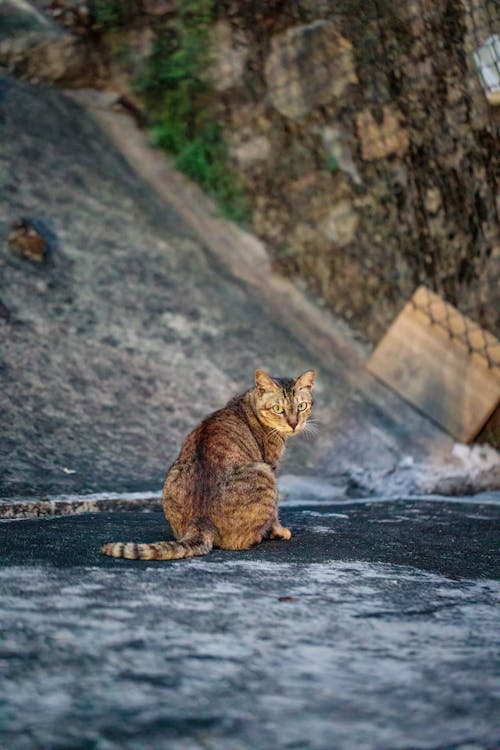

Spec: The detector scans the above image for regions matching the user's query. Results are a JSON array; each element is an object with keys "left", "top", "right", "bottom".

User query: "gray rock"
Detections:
[{"left": 265, "top": 20, "right": 357, "bottom": 120}]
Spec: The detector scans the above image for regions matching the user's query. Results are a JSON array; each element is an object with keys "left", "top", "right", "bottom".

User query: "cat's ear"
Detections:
[
  {"left": 255, "top": 369, "right": 279, "bottom": 394},
  {"left": 295, "top": 370, "right": 316, "bottom": 390}
]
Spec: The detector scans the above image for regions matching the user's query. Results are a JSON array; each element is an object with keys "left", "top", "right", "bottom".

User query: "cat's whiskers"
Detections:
[
  {"left": 267, "top": 426, "right": 284, "bottom": 442},
  {"left": 305, "top": 416, "right": 321, "bottom": 425},
  {"left": 301, "top": 421, "right": 319, "bottom": 440}
]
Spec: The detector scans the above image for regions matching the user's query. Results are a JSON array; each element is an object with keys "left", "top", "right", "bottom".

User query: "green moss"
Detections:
[
  {"left": 138, "top": 0, "right": 250, "bottom": 223},
  {"left": 90, "top": 0, "right": 134, "bottom": 30}
]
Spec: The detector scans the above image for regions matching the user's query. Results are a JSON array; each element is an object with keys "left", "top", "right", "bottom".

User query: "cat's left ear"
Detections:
[
  {"left": 295, "top": 370, "right": 316, "bottom": 390},
  {"left": 255, "top": 369, "right": 279, "bottom": 394}
]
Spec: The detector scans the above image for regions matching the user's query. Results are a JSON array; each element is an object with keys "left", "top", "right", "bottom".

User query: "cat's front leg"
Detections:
[{"left": 267, "top": 511, "right": 292, "bottom": 541}]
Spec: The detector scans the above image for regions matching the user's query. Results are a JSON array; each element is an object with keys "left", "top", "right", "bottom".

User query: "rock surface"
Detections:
[
  {"left": 0, "top": 75, "right": 498, "bottom": 500},
  {"left": 216, "top": 4, "right": 499, "bottom": 343},
  {"left": 355, "top": 105, "right": 410, "bottom": 161},
  {"left": 0, "top": 0, "right": 99, "bottom": 86},
  {"left": 264, "top": 20, "right": 357, "bottom": 120},
  {"left": 0, "top": 496, "right": 499, "bottom": 750}
]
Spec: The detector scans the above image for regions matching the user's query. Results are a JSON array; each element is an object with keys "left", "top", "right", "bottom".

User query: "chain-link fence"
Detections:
[{"left": 411, "top": 286, "right": 500, "bottom": 372}]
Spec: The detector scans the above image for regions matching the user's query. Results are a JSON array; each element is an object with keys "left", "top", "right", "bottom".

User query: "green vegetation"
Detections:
[
  {"left": 325, "top": 155, "right": 339, "bottom": 173},
  {"left": 90, "top": 0, "right": 136, "bottom": 30},
  {"left": 139, "top": 0, "right": 250, "bottom": 223}
]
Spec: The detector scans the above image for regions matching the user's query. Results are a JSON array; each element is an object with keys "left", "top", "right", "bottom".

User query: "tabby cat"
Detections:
[{"left": 101, "top": 369, "right": 315, "bottom": 560}]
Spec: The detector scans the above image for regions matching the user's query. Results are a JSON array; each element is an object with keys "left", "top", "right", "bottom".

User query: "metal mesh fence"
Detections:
[{"left": 410, "top": 287, "right": 500, "bottom": 372}]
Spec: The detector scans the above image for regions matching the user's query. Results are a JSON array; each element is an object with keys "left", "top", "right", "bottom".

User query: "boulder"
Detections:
[{"left": 265, "top": 20, "right": 357, "bottom": 120}]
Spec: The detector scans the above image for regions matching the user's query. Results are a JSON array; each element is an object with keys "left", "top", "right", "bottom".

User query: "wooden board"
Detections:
[{"left": 367, "top": 287, "right": 500, "bottom": 443}]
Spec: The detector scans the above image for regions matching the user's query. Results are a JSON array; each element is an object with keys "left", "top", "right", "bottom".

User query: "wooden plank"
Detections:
[{"left": 367, "top": 288, "right": 500, "bottom": 443}]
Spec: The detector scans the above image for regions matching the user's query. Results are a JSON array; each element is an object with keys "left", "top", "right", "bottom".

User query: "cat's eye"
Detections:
[
  {"left": 272, "top": 404, "right": 284, "bottom": 414},
  {"left": 298, "top": 402, "right": 309, "bottom": 411}
]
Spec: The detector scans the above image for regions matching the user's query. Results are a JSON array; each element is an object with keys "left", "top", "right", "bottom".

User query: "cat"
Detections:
[{"left": 101, "top": 369, "right": 315, "bottom": 560}]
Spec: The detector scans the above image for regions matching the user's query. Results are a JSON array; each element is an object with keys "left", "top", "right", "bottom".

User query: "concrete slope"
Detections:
[{"left": 0, "top": 75, "right": 485, "bottom": 500}]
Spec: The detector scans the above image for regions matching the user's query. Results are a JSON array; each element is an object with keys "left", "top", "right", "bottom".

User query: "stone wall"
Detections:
[{"left": 210, "top": 0, "right": 499, "bottom": 344}]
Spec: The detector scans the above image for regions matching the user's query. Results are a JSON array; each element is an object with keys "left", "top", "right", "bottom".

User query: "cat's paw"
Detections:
[{"left": 269, "top": 524, "right": 292, "bottom": 541}]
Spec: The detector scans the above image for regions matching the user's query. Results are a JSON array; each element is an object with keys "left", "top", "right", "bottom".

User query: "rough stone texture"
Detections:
[
  {"left": 0, "top": 497, "right": 499, "bottom": 750},
  {"left": 210, "top": 20, "right": 248, "bottom": 92},
  {"left": 5, "top": 35, "right": 95, "bottom": 84},
  {"left": 264, "top": 20, "right": 357, "bottom": 120},
  {"left": 229, "top": 134, "right": 271, "bottom": 169},
  {"left": 0, "top": 0, "right": 101, "bottom": 87},
  {"left": 220, "top": 1, "right": 499, "bottom": 346},
  {"left": 356, "top": 105, "right": 410, "bottom": 161},
  {"left": 319, "top": 199, "right": 359, "bottom": 247}
]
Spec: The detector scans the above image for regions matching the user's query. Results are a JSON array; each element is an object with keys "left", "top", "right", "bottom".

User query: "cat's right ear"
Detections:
[
  {"left": 255, "top": 369, "right": 278, "bottom": 395},
  {"left": 295, "top": 370, "right": 316, "bottom": 390}
]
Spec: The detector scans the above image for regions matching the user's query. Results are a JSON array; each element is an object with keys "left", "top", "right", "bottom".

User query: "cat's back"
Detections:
[
  {"left": 162, "top": 394, "right": 259, "bottom": 536},
  {"left": 178, "top": 393, "right": 259, "bottom": 466}
]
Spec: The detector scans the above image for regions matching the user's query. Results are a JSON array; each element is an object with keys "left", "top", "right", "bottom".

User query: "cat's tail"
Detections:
[{"left": 100, "top": 518, "right": 215, "bottom": 561}]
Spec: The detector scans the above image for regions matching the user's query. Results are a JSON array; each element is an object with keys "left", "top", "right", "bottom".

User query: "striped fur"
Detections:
[
  {"left": 101, "top": 520, "right": 215, "bottom": 560},
  {"left": 101, "top": 369, "right": 315, "bottom": 561}
]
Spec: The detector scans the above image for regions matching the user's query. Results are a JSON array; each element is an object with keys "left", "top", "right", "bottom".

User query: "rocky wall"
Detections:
[{"left": 211, "top": 0, "right": 499, "bottom": 343}]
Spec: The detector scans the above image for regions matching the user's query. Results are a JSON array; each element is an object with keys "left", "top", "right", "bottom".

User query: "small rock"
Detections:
[
  {"left": 8, "top": 219, "right": 47, "bottom": 262},
  {"left": 114, "top": 95, "right": 148, "bottom": 128},
  {"left": 230, "top": 135, "right": 272, "bottom": 169},
  {"left": 424, "top": 186, "right": 442, "bottom": 215},
  {"left": 398, "top": 456, "right": 415, "bottom": 469},
  {"left": 320, "top": 200, "right": 359, "bottom": 246},
  {"left": 7, "top": 218, "right": 58, "bottom": 263}
]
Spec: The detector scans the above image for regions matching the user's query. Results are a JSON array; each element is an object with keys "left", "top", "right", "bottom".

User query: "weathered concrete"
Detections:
[
  {"left": 1, "top": 74, "right": 498, "bottom": 503},
  {"left": 0, "top": 496, "right": 499, "bottom": 750}
]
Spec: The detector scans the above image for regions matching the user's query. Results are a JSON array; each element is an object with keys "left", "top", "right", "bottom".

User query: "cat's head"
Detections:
[{"left": 253, "top": 369, "right": 316, "bottom": 436}]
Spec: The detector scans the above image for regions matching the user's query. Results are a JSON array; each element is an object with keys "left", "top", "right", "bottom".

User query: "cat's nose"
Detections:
[{"left": 287, "top": 416, "right": 298, "bottom": 431}]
